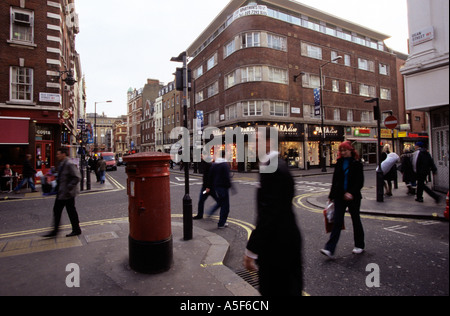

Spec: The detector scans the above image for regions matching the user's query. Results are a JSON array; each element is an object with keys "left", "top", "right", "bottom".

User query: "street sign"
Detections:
[{"left": 384, "top": 116, "right": 398, "bottom": 130}]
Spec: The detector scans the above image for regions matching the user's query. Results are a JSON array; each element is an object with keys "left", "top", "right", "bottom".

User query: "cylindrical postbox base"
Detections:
[{"left": 129, "top": 235, "right": 173, "bottom": 274}]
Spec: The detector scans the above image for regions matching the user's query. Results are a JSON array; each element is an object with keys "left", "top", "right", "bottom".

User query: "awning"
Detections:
[{"left": 0, "top": 117, "right": 30, "bottom": 145}]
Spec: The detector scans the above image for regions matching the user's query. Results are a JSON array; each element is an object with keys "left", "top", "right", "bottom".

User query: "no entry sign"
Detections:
[{"left": 384, "top": 116, "right": 398, "bottom": 129}]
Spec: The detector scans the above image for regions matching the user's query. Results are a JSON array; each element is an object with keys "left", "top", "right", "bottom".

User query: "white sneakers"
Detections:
[
  {"left": 320, "top": 248, "right": 364, "bottom": 259},
  {"left": 320, "top": 249, "right": 335, "bottom": 259},
  {"left": 352, "top": 247, "right": 364, "bottom": 254}
]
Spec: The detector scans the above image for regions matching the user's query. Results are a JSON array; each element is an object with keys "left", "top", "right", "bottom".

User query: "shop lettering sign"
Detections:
[
  {"left": 233, "top": 4, "right": 268, "bottom": 20},
  {"left": 314, "top": 126, "right": 338, "bottom": 136}
]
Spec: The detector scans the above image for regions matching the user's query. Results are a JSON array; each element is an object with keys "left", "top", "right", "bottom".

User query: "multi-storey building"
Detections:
[
  {"left": 160, "top": 80, "right": 183, "bottom": 153},
  {"left": 0, "top": 0, "right": 83, "bottom": 173},
  {"left": 85, "top": 113, "right": 123, "bottom": 152},
  {"left": 127, "top": 87, "right": 143, "bottom": 153},
  {"left": 186, "top": 0, "right": 402, "bottom": 170},
  {"left": 401, "top": 0, "right": 449, "bottom": 192},
  {"left": 140, "top": 79, "right": 161, "bottom": 152},
  {"left": 154, "top": 95, "right": 163, "bottom": 152},
  {"left": 113, "top": 120, "right": 128, "bottom": 157}
]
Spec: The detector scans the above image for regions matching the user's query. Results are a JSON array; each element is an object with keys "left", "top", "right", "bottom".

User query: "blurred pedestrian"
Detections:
[
  {"left": 43, "top": 147, "right": 81, "bottom": 238},
  {"left": 98, "top": 156, "right": 106, "bottom": 184},
  {"left": 321, "top": 141, "right": 365, "bottom": 259},
  {"left": 381, "top": 144, "right": 397, "bottom": 196},
  {"left": 412, "top": 142, "right": 440, "bottom": 203},
  {"left": 398, "top": 145, "right": 416, "bottom": 195},
  {"left": 244, "top": 127, "right": 303, "bottom": 296},
  {"left": 193, "top": 155, "right": 216, "bottom": 220},
  {"left": 13, "top": 154, "right": 37, "bottom": 193},
  {"left": 205, "top": 150, "right": 232, "bottom": 228}
]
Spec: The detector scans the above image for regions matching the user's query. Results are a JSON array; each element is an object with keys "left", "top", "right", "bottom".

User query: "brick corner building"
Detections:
[
  {"left": 0, "top": 0, "right": 84, "bottom": 175},
  {"left": 186, "top": 0, "right": 405, "bottom": 170}
]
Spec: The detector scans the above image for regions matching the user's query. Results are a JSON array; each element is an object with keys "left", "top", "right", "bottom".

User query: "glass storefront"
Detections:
[{"left": 280, "top": 141, "right": 304, "bottom": 169}]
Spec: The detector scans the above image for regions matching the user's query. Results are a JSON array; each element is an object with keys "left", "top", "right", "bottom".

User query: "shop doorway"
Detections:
[{"left": 36, "top": 141, "right": 54, "bottom": 175}]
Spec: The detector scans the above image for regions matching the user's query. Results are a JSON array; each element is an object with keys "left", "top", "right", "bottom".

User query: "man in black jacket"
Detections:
[
  {"left": 244, "top": 127, "right": 303, "bottom": 296},
  {"left": 412, "top": 142, "right": 440, "bottom": 203},
  {"left": 205, "top": 151, "right": 232, "bottom": 228}
]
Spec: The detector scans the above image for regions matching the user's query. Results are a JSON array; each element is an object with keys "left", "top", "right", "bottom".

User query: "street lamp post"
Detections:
[
  {"left": 365, "top": 97, "right": 384, "bottom": 202},
  {"left": 171, "top": 51, "right": 192, "bottom": 241},
  {"left": 319, "top": 56, "right": 342, "bottom": 172},
  {"left": 94, "top": 100, "right": 112, "bottom": 152}
]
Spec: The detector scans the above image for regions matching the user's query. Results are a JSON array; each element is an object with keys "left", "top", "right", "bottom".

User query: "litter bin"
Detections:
[{"left": 124, "top": 152, "right": 173, "bottom": 274}]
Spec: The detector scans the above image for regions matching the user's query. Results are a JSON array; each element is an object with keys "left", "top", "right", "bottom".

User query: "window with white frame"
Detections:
[
  {"left": 302, "top": 73, "right": 320, "bottom": 89},
  {"left": 333, "top": 108, "right": 340, "bottom": 121},
  {"left": 242, "top": 101, "right": 263, "bottom": 116},
  {"left": 207, "top": 53, "right": 217, "bottom": 71},
  {"left": 344, "top": 54, "right": 351, "bottom": 67},
  {"left": 380, "top": 88, "right": 391, "bottom": 100},
  {"left": 268, "top": 67, "right": 288, "bottom": 84},
  {"left": 267, "top": 33, "right": 287, "bottom": 51},
  {"left": 10, "top": 66, "right": 33, "bottom": 102},
  {"left": 207, "top": 81, "right": 219, "bottom": 98},
  {"left": 208, "top": 111, "right": 219, "bottom": 125},
  {"left": 226, "top": 104, "right": 237, "bottom": 120},
  {"left": 224, "top": 40, "right": 236, "bottom": 58},
  {"left": 359, "top": 84, "right": 376, "bottom": 98},
  {"left": 303, "top": 104, "right": 319, "bottom": 119},
  {"left": 379, "top": 63, "right": 389, "bottom": 76},
  {"left": 301, "top": 42, "right": 322, "bottom": 60},
  {"left": 332, "top": 80, "right": 339, "bottom": 92},
  {"left": 361, "top": 111, "right": 373, "bottom": 123},
  {"left": 358, "top": 58, "right": 375, "bottom": 72},
  {"left": 345, "top": 82, "right": 352, "bottom": 94},
  {"left": 225, "top": 71, "right": 236, "bottom": 89},
  {"left": 270, "top": 101, "right": 289, "bottom": 117},
  {"left": 194, "top": 65, "right": 203, "bottom": 79},
  {"left": 347, "top": 110, "right": 353, "bottom": 122},
  {"left": 241, "top": 32, "right": 260, "bottom": 48},
  {"left": 10, "top": 8, "right": 34, "bottom": 43},
  {"left": 242, "top": 66, "right": 262, "bottom": 82},
  {"left": 195, "top": 90, "right": 204, "bottom": 104}
]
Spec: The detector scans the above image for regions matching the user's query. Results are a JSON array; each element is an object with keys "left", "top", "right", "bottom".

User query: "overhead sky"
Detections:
[{"left": 75, "top": 0, "right": 409, "bottom": 118}]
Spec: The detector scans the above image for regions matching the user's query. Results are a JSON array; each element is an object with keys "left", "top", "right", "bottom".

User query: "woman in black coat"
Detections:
[{"left": 321, "top": 141, "right": 365, "bottom": 259}]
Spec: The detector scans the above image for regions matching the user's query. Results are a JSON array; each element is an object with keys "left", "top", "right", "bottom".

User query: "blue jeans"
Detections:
[
  {"left": 325, "top": 198, "right": 364, "bottom": 255},
  {"left": 14, "top": 177, "right": 36, "bottom": 192},
  {"left": 207, "top": 187, "right": 230, "bottom": 227}
]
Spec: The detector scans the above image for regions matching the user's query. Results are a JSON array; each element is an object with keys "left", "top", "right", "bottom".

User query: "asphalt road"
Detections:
[{"left": 0, "top": 165, "right": 448, "bottom": 296}]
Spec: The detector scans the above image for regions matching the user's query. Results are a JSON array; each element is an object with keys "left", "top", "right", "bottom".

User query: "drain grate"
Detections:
[{"left": 236, "top": 268, "right": 259, "bottom": 288}]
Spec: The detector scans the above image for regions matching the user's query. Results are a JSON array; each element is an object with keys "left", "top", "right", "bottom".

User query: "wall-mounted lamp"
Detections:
[{"left": 59, "top": 69, "right": 77, "bottom": 86}]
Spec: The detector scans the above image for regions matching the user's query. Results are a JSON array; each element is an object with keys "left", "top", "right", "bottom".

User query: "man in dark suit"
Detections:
[
  {"left": 244, "top": 127, "right": 303, "bottom": 296},
  {"left": 412, "top": 142, "right": 440, "bottom": 203},
  {"left": 44, "top": 147, "right": 81, "bottom": 238}
]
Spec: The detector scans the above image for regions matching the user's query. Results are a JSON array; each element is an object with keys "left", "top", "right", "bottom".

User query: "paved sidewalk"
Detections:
[{"left": 0, "top": 220, "right": 259, "bottom": 296}]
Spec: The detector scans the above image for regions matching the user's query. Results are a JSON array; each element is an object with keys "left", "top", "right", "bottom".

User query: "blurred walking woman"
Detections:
[{"left": 321, "top": 141, "right": 365, "bottom": 259}]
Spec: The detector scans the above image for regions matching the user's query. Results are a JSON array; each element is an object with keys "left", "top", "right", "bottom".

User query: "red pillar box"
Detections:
[{"left": 123, "top": 152, "right": 172, "bottom": 274}]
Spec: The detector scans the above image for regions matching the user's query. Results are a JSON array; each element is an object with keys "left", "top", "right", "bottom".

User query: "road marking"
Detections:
[
  {"left": 106, "top": 173, "right": 125, "bottom": 190},
  {"left": 293, "top": 193, "right": 417, "bottom": 223},
  {"left": 383, "top": 225, "right": 415, "bottom": 237}
]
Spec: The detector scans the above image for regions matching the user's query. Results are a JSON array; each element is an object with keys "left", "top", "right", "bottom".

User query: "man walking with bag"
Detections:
[{"left": 44, "top": 147, "right": 82, "bottom": 238}]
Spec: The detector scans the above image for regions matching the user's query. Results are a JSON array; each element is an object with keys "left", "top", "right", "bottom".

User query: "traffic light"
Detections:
[{"left": 175, "top": 68, "right": 192, "bottom": 92}]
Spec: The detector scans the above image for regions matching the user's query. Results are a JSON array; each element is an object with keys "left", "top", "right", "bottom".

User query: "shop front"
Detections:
[
  {"left": 307, "top": 125, "right": 345, "bottom": 168},
  {"left": 346, "top": 127, "right": 378, "bottom": 164},
  {"left": 0, "top": 110, "right": 62, "bottom": 182},
  {"left": 214, "top": 122, "right": 305, "bottom": 171}
]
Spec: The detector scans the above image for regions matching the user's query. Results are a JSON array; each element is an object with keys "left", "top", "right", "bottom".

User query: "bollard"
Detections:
[{"left": 123, "top": 152, "right": 173, "bottom": 274}]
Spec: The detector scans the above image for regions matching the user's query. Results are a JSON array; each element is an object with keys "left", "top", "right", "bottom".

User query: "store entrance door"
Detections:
[{"left": 36, "top": 141, "right": 54, "bottom": 176}]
